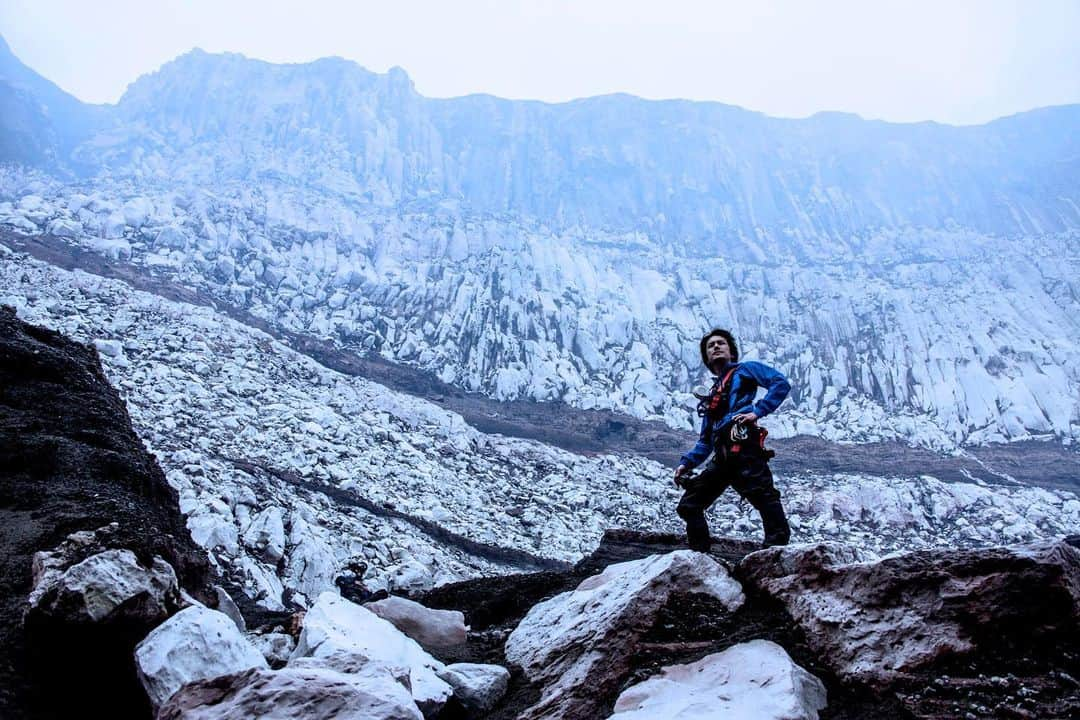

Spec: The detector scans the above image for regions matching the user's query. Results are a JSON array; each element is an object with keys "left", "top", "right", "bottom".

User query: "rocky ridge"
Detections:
[{"left": 417, "top": 531, "right": 1080, "bottom": 719}]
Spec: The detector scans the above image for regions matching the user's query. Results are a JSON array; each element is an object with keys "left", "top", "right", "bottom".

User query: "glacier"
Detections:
[{"left": 1, "top": 41, "right": 1078, "bottom": 450}]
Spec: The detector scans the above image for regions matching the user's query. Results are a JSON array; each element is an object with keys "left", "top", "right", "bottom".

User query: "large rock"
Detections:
[
  {"left": 385, "top": 558, "right": 436, "bottom": 594},
  {"left": 283, "top": 511, "right": 338, "bottom": 605},
  {"left": 158, "top": 665, "right": 422, "bottom": 720},
  {"left": 436, "top": 662, "right": 510, "bottom": 715},
  {"left": 29, "top": 548, "right": 178, "bottom": 624},
  {"left": 610, "top": 639, "right": 827, "bottom": 720},
  {"left": 154, "top": 225, "right": 189, "bottom": 250},
  {"left": 241, "top": 506, "right": 286, "bottom": 563},
  {"left": 135, "top": 606, "right": 268, "bottom": 710},
  {"left": 248, "top": 631, "right": 295, "bottom": 668},
  {"left": 737, "top": 540, "right": 1080, "bottom": 688},
  {"left": 46, "top": 217, "right": 82, "bottom": 238},
  {"left": 291, "top": 591, "right": 452, "bottom": 716},
  {"left": 289, "top": 647, "right": 412, "bottom": 693},
  {"left": 28, "top": 524, "right": 119, "bottom": 605},
  {"left": 364, "top": 595, "right": 468, "bottom": 649},
  {"left": 505, "top": 550, "right": 745, "bottom": 720}
]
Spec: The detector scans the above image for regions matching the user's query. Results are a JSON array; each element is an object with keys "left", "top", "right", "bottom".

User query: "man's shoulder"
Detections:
[{"left": 737, "top": 360, "right": 786, "bottom": 377}]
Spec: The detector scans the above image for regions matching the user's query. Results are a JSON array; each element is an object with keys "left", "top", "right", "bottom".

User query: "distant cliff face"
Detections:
[{"left": 32, "top": 48, "right": 1080, "bottom": 243}]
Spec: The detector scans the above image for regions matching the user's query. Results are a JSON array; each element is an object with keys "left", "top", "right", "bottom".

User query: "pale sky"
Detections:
[{"left": 2, "top": 0, "right": 1078, "bottom": 125}]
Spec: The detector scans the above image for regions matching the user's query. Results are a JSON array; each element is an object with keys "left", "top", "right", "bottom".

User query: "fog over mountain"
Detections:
[{"left": 2, "top": 39, "right": 1078, "bottom": 452}]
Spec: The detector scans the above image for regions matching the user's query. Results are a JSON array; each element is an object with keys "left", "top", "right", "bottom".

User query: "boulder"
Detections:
[
  {"left": 103, "top": 211, "right": 127, "bottom": 238},
  {"left": 364, "top": 595, "right": 468, "bottom": 648},
  {"left": 28, "top": 524, "right": 120, "bottom": 606},
  {"left": 93, "top": 338, "right": 125, "bottom": 359},
  {"left": 610, "top": 639, "right": 827, "bottom": 720},
  {"left": 386, "top": 558, "right": 436, "bottom": 594},
  {"left": 155, "top": 225, "right": 189, "bottom": 250},
  {"left": 289, "top": 647, "right": 412, "bottom": 689},
  {"left": 135, "top": 606, "right": 268, "bottom": 710},
  {"left": 122, "top": 197, "right": 154, "bottom": 227},
  {"left": 291, "top": 591, "right": 452, "bottom": 716},
  {"left": 241, "top": 506, "right": 286, "bottom": 562},
  {"left": 737, "top": 540, "right": 1080, "bottom": 688},
  {"left": 283, "top": 512, "right": 338, "bottom": 603},
  {"left": 214, "top": 585, "right": 246, "bottom": 632},
  {"left": 47, "top": 217, "right": 82, "bottom": 238},
  {"left": 505, "top": 550, "right": 745, "bottom": 720},
  {"left": 158, "top": 665, "right": 422, "bottom": 720},
  {"left": 248, "top": 631, "right": 296, "bottom": 668},
  {"left": 437, "top": 662, "right": 510, "bottom": 715},
  {"left": 29, "top": 548, "right": 178, "bottom": 624}
]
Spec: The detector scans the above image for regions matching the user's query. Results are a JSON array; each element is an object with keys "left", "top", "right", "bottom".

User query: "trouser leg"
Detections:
[
  {"left": 676, "top": 461, "right": 728, "bottom": 552},
  {"left": 731, "top": 455, "right": 791, "bottom": 547}
]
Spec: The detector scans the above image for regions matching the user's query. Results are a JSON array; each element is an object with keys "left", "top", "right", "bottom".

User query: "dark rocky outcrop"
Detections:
[
  {"left": 739, "top": 540, "right": 1080, "bottom": 718},
  {"left": 418, "top": 530, "right": 1080, "bottom": 720},
  {"left": 0, "top": 305, "right": 210, "bottom": 719}
]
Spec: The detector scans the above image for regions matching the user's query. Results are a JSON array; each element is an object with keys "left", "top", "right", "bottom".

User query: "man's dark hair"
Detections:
[{"left": 699, "top": 328, "right": 739, "bottom": 367}]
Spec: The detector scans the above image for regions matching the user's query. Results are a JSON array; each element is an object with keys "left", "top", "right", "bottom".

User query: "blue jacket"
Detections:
[{"left": 680, "top": 361, "right": 791, "bottom": 469}]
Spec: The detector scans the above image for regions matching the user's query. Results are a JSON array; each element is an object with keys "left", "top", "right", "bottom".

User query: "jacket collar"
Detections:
[{"left": 711, "top": 360, "right": 738, "bottom": 378}]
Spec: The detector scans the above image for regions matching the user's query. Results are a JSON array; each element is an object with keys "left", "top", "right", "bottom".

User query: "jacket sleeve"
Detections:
[
  {"left": 742, "top": 361, "right": 791, "bottom": 419},
  {"left": 679, "top": 416, "right": 713, "bottom": 469}
]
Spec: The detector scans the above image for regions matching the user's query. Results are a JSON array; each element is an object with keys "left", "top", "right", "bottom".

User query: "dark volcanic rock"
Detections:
[
  {"left": 738, "top": 540, "right": 1080, "bottom": 718},
  {"left": 0, "top": 305, "right": 210, "bottom": 719}
]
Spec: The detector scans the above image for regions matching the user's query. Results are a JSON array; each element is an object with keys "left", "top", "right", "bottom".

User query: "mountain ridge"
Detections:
[{"left": 4, "top": 36, "right": 1078, "bottom": 240}]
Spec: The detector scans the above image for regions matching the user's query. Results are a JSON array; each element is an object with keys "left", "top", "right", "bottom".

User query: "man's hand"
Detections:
[
  {"left": 673, "top": 465, "right": 688, "bottom": 488},
  {"left": 732, "top": 411, "right": 759, "bottom": 424}
]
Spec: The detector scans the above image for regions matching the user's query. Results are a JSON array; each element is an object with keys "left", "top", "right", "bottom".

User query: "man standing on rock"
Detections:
[{"left": 674, "top": 329, "right": 792, "bottom": 550}]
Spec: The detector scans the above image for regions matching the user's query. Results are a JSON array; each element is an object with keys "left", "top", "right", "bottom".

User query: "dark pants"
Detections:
[{"left": 676, "top": 448, "right": 791, "bottom": 551}]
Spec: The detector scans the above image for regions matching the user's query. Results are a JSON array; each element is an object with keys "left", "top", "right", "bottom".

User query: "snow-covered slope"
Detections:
[{"left": 4, "top": 247, "right": 1077, "bottom": 612}]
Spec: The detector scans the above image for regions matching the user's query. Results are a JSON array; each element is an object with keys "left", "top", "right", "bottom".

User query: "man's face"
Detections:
[{"left": 705, "top": 335, "right": 731, "bottom": 366}]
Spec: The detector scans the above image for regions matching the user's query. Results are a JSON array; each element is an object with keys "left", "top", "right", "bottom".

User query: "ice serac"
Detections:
[
  {"left": 505, "top": 550, "right": 745, "bottom": 720},
  {"left": 737, "top": 540, "right": 1080, "bottom": 688},
  {"left": 610, "top": 639, "right": 827, "bottom": 720}
]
